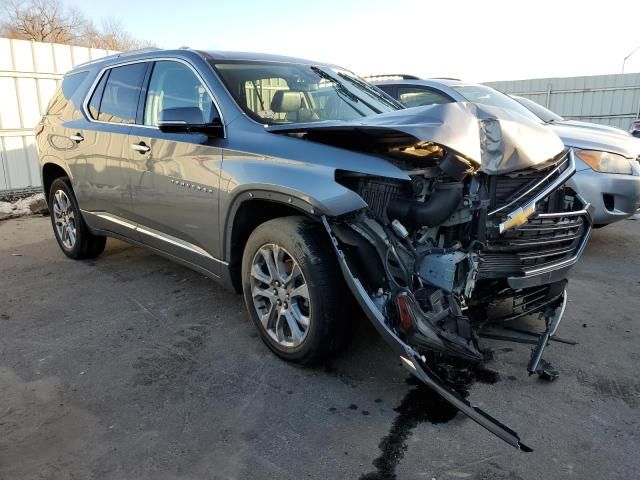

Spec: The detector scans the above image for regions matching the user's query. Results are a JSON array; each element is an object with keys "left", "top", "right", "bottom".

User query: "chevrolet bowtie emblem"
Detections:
[{"left": 499, "top": 203, "right": 536, "bottom": 233}]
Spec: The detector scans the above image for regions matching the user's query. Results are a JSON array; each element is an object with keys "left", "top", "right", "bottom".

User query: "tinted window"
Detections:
[
  {"left": 95, "top": 63, "right": 147, "bottom": 124},
  {"left": 453, "top": 85, "right": 541, "bottom": 123},
  {"left": 144, "top": 61, "right": 216, "bottom": 126},
  {"left": 512, "top": 96, "right": 563, "bottom": 123},
  {"left": 88, "top": 71, "right": 109, "bottom": 119},
  {"left": 397, "top": 87, "right": 452, "bottom": 108},
  {"left": 376, "top": 84, "right": 395, "bottom": 96},
  {"left": 47, "top": 71, "right": 89, "bottom": 115}
]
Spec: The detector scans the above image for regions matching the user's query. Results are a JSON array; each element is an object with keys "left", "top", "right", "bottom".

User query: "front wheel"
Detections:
[
  {"left": 241, "top": 216, "right": 350, "bottom": 364},
  {"left": 48, "top": 177, "right": 106, "bottom": 259}
]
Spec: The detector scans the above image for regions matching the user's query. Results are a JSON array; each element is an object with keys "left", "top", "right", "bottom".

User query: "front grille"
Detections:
[
  {"left": 479, "top": 211, "right": 586, "bottom": 278},
  {"left": 478, "top": 151, "right": 590, "bottom": 280},
  {"left": 490, "top": 153, "right": 571, "bottom": 214}
]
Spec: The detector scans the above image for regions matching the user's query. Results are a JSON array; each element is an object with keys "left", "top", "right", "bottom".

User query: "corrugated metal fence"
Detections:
[
  {"left": 486, "top": 73, "right": 640, "bottom": 131},
  {"left": 0, "top": 37, "right": 117, "bottom": 193}
]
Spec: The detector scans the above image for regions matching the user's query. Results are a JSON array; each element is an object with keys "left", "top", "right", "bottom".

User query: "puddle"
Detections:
[{"left": 360, "top": 357, "right": 499, "bottom": 480}]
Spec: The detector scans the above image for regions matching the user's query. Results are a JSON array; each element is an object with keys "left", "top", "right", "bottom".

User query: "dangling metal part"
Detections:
[{"left": 322, "top": 216, "right": 532, "bottom": 452}]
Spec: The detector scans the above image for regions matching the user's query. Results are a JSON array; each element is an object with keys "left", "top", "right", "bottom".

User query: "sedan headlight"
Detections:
[{"left": 575, "top": 149, "right": 633, "bottom": 175}]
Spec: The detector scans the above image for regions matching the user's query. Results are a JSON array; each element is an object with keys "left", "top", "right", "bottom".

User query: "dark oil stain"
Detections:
[
  {"left": 323, "top": 361, "right": 360, "bottom": 389},
  {"left": 362, "top": 410, "right": 370, "bottom": 416},
  {"left": 348, "top": 404, "right": 358, "bottom": 410},
  {"left": 328, "top": 407, "right": 337, "bottom": 412},
  {"left": 324, "top": 363, "right": 339, "bottom": 375},
  {"left": 374, "top": 398, "right": 383, "bottom": 404},
  {"left": 360, "top": 356, "right": 499, "bottom": 480}
]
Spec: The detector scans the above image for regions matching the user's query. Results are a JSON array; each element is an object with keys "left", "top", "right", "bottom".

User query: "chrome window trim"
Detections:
[{"left": 81, "top": 57, "right": 226, "bottom": 138}]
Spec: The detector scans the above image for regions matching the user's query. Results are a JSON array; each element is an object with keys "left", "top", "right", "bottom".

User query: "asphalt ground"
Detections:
[{"left": 1, "top": 215, "right": 638, "bottom": 480}]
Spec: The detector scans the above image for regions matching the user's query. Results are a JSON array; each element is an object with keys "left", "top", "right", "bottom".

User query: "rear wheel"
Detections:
[
  {"left": 241, "top": 216, "right": 350, "bottom": 364},
  {"left": 48, "top": 177, "right": 106, "bottom": 259}
]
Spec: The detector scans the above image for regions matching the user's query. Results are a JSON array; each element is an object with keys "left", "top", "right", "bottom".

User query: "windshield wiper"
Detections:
[
  {"left": 310, "top": 66, "right": 360, "bottom": 103},
  {"left": 337, "top": 72, "right": 403, "bottom": 110}
]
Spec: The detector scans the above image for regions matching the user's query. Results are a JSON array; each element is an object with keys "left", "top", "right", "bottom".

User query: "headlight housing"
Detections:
[{"left": 575, "top": 149, "right": 633, "bottom": 175}]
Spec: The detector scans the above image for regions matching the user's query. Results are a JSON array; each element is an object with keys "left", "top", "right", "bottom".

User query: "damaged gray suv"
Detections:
[{"left": 37, "top": 48, "right": 593, "bottom": 451}]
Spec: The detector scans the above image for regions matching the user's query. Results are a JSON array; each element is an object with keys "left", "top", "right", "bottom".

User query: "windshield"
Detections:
[
  {"left": 211, "top": 61, "right": 401, "bottom": 125},
  {"left": 511, "top": 95, "right": 564, "bottom": 123},
  {"left": 452, "top": 85, "right": 542, "bottom": 123}
]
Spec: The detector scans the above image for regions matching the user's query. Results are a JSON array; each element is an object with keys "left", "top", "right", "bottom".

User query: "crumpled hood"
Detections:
[
  {"left": 267, "top": 102, "right": 565, "bottom": 174},
  {"left": 551, "top": 123, "right": 640, "bottom": 159}
]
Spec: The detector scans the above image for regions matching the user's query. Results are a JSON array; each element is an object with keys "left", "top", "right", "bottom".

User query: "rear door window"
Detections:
[
  {"left": 397, "top": 86, "right": 452, "bottom": 108},
  {"left": 91, "top": 63, "right": 148, "bottom": 124}
]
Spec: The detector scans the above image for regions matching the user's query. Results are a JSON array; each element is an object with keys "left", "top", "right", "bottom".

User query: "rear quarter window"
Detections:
[{"left": 46, "top": 71, "right": 89, "bottom": 116}]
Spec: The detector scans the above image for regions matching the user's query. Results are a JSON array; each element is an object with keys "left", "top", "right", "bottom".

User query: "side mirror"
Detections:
[{"left": 157, "top": 107, "right": 223, "bottom": 137}]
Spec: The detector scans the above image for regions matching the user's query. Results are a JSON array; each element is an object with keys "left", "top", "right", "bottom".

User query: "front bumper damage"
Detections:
[
  {"left": 323, "top": 215, "right": 533, "bottom": 451},
  {"left": 321, "top": 150, "right": 594, "bottom": 451},
  {"left": 322, "top": 217, "right": 533, "bottom": 452}
]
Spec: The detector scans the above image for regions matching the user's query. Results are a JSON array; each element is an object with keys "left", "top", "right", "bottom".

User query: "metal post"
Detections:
[
  {"left": 545, "top": 83, "right": 551, "bottom": 108},
  {"left": 622, "top": 45, "right": 640, "bottom": 74}
]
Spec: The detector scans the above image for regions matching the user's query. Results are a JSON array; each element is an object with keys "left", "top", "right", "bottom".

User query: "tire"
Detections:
[
  {"left": 48, "top": 177, "right": 106, "bottom": 259},
  {"left": 241, "top": 216, "right": 350, "bottom": 364}
]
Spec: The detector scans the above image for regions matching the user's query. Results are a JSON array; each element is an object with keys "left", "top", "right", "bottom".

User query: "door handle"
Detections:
[
  {"left": 131, "top": 142, "right": 150, "bottom": 154},
  {"left": 69, "top": 133, "right": 84, "bottom": 143}
]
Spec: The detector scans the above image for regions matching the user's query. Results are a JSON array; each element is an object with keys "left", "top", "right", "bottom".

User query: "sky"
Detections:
[{"left": 79, "top": 0, "right": 640, "bottom": 82}]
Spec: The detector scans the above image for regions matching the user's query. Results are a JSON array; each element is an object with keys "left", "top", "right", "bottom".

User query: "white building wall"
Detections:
[{"left": 0, "top": 37, "right": 117, "bottom": 193}]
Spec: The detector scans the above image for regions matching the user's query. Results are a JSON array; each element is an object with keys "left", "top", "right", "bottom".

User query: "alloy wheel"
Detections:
[
  {"left": 250, "top": 243, "right": 311, "bottom": 348},
  {"left": 52, "top": 189, "right": 76, "bottom": 249}
]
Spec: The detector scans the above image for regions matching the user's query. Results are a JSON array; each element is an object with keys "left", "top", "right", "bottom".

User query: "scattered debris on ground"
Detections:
[{"left": 0, "top": 193, "right": 48, "bottom": 220}]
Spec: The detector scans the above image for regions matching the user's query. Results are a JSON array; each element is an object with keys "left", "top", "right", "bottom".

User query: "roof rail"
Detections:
[
  {"left": 430, "top": 77, "right": 462, "bottom": 81},
  {"left": 73, "top": 47, "right": 162, "bottom": 69},
  {"left": 362, "top": 74, "right": 422, "bottom": 82}
]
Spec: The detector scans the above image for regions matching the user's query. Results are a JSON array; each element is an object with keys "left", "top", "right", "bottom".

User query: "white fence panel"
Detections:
[
  {"left": 0, "top": 37, "right": 118, "bottom": 193},
  {"left": 486, "top": 73, "right": 640, "bottom": 131}
]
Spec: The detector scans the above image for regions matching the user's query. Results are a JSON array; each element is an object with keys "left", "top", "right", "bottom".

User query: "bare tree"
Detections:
[
  {"left": 1, "top": 0, "right": 87, "bottom": 43},
  {"left": 85, "top": 18, "right": 154, "bottom": 51},
  {"left": 0, "top": 0, "right": 154, "bottom": 50}
]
